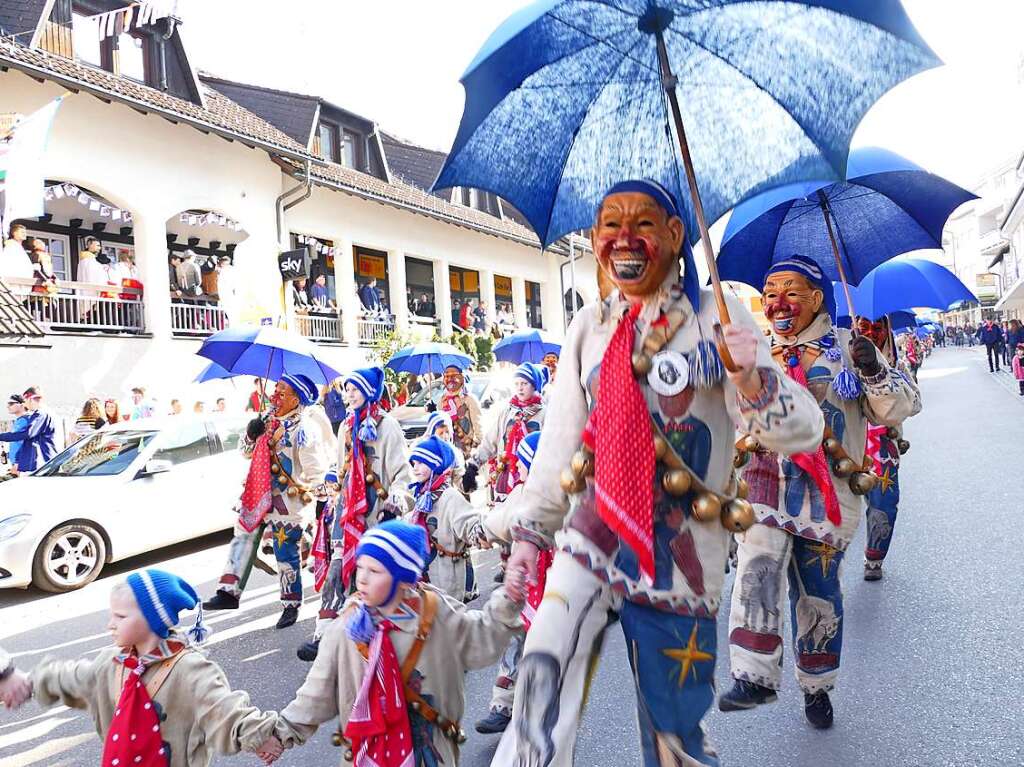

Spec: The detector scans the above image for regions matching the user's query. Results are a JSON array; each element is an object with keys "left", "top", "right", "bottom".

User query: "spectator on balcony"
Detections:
[
  {"left": 76, "top": 237, "right": 110, "bottom": 323},
  {"left": 496, "top": 303, "right": 514, "bottom": 330},
  {"left": 359, "top": 277, "right": 382, "bottom": 313},
  {"left": 168, "top": 253, "right": 184, "bottom": 303},
  {"left": 176, "top": 250, "right": 203, "bottom": 301},
  {"left": 1, "top": 223, "right": 33, "bottom": 288},
  {"left": 104, "top": 398, "right": 122, "bottom": 425},
  {"left": 72, "top": 398, "right": 106, "bottom": 441},
  {"left": 417, "top": 292, "right": 435, "bottom": 318},
  {"left": 309, "top": 273, "right": 335, "bottom": 314},
  {"left": 452, "top": 299, "right": 462, "bottom": 328},
  {"left": 292, "top": 277, "right": 312, "bottom": 313},
  {"left": 473, "top": 300, "right": 489, "bottom": 334},
  {"left": 28, "top": 239, "right": 58, "bottom": 320}
]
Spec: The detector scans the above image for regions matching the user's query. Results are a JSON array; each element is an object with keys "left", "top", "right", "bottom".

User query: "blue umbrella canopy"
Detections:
[
  {"left": 854, "top": 257, "right": 976, "bottom": 319},
  {"left": 194, "top": 361, "right": 234, "bottom": 383},
  {"left": 386, "top": 342, "right": 474, "bottom": 375},
  {"left": 493, "top": 329, "right": 561, "bottom": 364},
  {"left": 718, "top": 147, "right": 978, "bottom": 293},
  {"left": 435, "top": 2, "right": 938, "bottom": 253},
  {"left": 196, "top": 325, "right": 343, "bottom": 385}
]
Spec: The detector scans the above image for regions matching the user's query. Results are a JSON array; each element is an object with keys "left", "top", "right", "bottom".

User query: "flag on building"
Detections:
[{"left": 0, "top": 97, "right": 65, "bottom": 234}]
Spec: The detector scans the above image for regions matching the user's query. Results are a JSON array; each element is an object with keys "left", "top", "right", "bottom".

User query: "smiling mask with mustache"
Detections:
[
  {"left": 762, "top": 271, "right": 823, "bottom": 338},
  {"left": 591, "top": 191, "right": 684, "bottom": 301}
]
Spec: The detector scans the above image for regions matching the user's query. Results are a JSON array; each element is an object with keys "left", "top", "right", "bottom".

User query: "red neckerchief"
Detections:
[
  {"left": 238, "top": 418, "right": 278, "bottom": 532},
  {"left": 341, "top": 404, "right": 379, "bottom": 589},
  {"left": 410, "top": 471, "right": 451, "bottom": 556},
  {"left": 344, "top": 620, "right": 413, "bottom": 767},
  {"left": 783, "top": 347, "right": 842, "bottom": 525},
  {"left": 865, "top": 424, "right": 888, "bottom": 475},
  {"left": 523, "top": 549, "right": 554, "bottom": 630},
  {"left": 440, "top": 388, "right": 462, "bottom": 419},
  {"left": 591, "top": 303, "right": 656, "bottom": 581},
  {"left": 500, "top": 394, "right": 543, "bottom": 488}
]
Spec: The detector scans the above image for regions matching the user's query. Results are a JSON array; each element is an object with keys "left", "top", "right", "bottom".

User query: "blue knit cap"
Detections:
[
  {"left": 345, "top": 366, "right": 385, "bottom": 403},
  {"left": 280, "top": 373, "right": 318, "bottom": 406},
  {"left": 356, "top": 520, "right": 428, "bottom": 604},
  {"left": 603, "top": 179, "right": 700, "bottom": 312},
  {"left": 425, "top": 411, "right": 453, "bottom": 438},
  {"left": 514, "top": 362, "right": 545, "bottom": 393},
  {"left": 410, "top": 435, "right": 455, "bottom": 475},
  {"left": 766, "top": 254, "right": 837, "bottom": 322},
  {"left": 516, "top": 430, "right": 542, "bottom": 473},
  {"left": 127, "top": 569, "right": 209, "bottom": 643}
]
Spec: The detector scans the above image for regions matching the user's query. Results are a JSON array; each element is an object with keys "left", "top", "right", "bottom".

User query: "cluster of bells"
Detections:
[
  {"left": 268, "top": 456, "right": 315, "bottom": 504},
  {"left": 559, "top": 441, "right": 757, "bottom": 532}
]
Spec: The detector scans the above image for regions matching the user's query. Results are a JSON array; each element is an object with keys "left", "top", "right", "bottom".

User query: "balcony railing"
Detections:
[
  {"left": 171, "top": 299, "right": 228, "bottom": 338},
  {"left": 5, "top": 277, "right": 144, "bottom": 334},
  {"left": 295, "top": 311, "right": 343, "bottom": 343},
  {"left": 353, "top": 316, "right": 394, "bottom": 347}
]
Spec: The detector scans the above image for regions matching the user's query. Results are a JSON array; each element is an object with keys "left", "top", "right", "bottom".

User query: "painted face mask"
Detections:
[
  {"left": 591, "top": 191, "right": 684, "bottom": 301},
  {"left": 443, "top": 368, "right": 464, "bottom": 393},
  {"left": 856, "top": 317, "right": 890, "bottom": 350},
  {"left": 762, "top": 271, "right": 824, "bottom": 338}
]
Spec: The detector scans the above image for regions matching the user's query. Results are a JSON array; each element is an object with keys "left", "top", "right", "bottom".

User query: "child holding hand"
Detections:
[
  {"left": 264, "top": 519, "right": 524, "bottom": 766},
  {"left": 17, "top": 569, "right": 281, "bottom": 767}
]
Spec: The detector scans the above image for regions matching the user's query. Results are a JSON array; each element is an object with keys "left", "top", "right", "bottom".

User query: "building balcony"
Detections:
[
  {"left": 5, "top": 278, "right": 145, "bottom": 334},
  {"left": 352, "top": 315, "right": 394, "bottom": 347},
  {"left": 295, "top": 310, "right": 343, "bottom": 344},
  {"left": 170, "top": 299, "right": 228, "bottom": 338}
]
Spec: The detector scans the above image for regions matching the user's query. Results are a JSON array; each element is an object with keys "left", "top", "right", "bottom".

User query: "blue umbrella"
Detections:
[
  {"left": 197, "top": 325, "right": 343, "bottom": 385},
  {"left": 194, "top": 361, "right": 234, "bottom": 383},
  {"left": 854, "top": 257, "right": 976, "bottom": 319},
  {"left": 386, "top": 342, "right": 473, "bottom": 375},
  {"left": 435, "top": 1, "right": 938, "bottom": 331},
  {"left": 493, "top": 329, "right": 561, "bottom": 364},
  {"left": 890, "top": 311, "right": 918, "bottom": 332},
  {"left": 718, "top": 147, "right": 977, "bottom": 317}
]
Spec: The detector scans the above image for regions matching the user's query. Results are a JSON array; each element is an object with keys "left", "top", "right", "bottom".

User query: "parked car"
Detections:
[
  {"left": 0, "top": 415, "right": 249, "bottom": 592},
  {"left": 390, "top": 372, "right": 515, "bottom": 442}
]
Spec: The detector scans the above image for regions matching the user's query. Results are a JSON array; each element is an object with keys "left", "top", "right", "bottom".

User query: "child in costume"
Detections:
[
  {"left": 425, "top": 411, "right": 465, "bottom": 486},
  {"left": 721, "top": 257, "right": 919, "bottom": 728},
  {"left": 298, "top": 366, "right": 412, "bottom": 662},
  {"left": 265, "top": 520, "right": 524, "bottom": 766},
  {"left": 475, "top": 429, "right": 544, "bottom": 735},
  {"left": 204, "top": 374, "right": 334, "bottom": 629},
  {"left": 856, "top": 315, "right": 922, "bottom": 582},
  {"left": 1013, "top": 343, "right": 1024, "bottom": 395},
  {"left": 465, "top": 362, "right": 546, "bottom": 502},
  {"left": 407, "top": 435, "right": 486, "bottom": 601},
  {"left": 22, "top": 569, "right": 281, "bottom": 767}
]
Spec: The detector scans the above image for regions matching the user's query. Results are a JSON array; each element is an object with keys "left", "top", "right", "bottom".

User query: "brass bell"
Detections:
[
  {"left": 365, "top": 471, "right": 378, "bottom": 486},
  {"left": 570, "top": 450, "right": 594, "bottom": 478},
  {"left": 733, "top": 451, "right": 750, "bottom": 469},
  {"left": 737, "top": 477, "right": 749, "bottom": 499},
  {"left": 302, "top": 491, "right": 314, "bottom": 504},
  {"left": 287, "top": 485, "right": 299, "bottom": 497},
  {"left": 344, "top": 748, "right": 354, "bottom": 762},
  {"left": 848, "top": 471, "right": 877, "bottom": 495},
  {"left": 662, "top": 469, "right": 692, "bottom": 496},
  {"left": 823, "top": 437, "right": 841, "bottom": 456},
  {"left": 740, "top": 435, "right": 760, "bottom": 453},
  {"left": 411, "top": 700, "right": 421, "bottom": 712},
  {"left": 270, "top": 462, "right": 280, "bottom": 474},
  {"left": 632, "top": 352, "right": 653, "bottom": 376},
  {"left": 691, "top": 493, "right": 721, "bottom": 522},
  {"left": 457, "top": 728, "right": 468, "bottom": 745},
  {"left": 832, "top": 457, "right": 857, "bottom": 477},
  {"left": 653, "top": 435, "right": 669, "bottom": 461},
  {"left": 376, "top": 486, "right": 388, "bottom": 499},
  {"left": 331, "top": 732, "right": 344, "bottom": 747},
  {"left": 721, "top": 498, "right": 755, "bottom": 532},
  {"left": 560, "top": 468, "right": 585, "bottom": 494},
  {"left": 897, "top": 439, "right": 910, "bottom": 455}
]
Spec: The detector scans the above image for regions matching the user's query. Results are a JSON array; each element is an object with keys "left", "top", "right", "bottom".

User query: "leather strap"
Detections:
[{"left": 114, "top": 650, "right": 189, "bottom": 700}]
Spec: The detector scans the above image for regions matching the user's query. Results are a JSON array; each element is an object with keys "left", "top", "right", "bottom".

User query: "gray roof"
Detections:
[
  {"left": 200, "top": 76, "right": 319, "bottom": 148},
  {"left": 0, "top": 280, "right": 46, "bottom": 345},
  {"left": 380, "top": 132, "right": 447, "bottom": 195},
  {"left": 0, "top": 0, "right": 46, "bottom": 41}
]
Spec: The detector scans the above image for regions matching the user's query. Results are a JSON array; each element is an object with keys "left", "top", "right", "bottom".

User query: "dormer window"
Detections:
[
  {"left": 68, "top": 8, "right": 151, "bottom": 84},
  {"left": 318, "top": 121, "right": 340, "bottom": 163},
  {"left": 342, "top": 130, "right": 360, "bottom": 169}
]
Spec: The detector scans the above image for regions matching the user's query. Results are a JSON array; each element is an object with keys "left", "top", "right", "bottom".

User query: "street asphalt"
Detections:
[{"left": 1, "top": 345, "right": 1022, "bottom": 767}]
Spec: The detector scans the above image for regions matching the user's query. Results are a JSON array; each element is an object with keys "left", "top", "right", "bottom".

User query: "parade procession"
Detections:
[{"left": 3, "top": 1, "right": 1024, "bottom": 766}]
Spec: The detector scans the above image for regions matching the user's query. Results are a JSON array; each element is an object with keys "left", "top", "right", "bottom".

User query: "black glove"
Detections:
[
  {"left": 849, "top": 335, "right": 882, "bottom": 377},
  {"left": 246, "top": 417, "right": 267, "bottom": 441},
  {"left": 462, "top": 462, "right": 479, "bottom": 494},
  {"left": 426, "top": 401, "right": 438, "bottom": 413}
]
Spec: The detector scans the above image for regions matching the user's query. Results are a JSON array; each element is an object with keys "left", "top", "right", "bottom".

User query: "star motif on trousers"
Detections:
[
  {"left": 661, "top": 623, "right": 713, "bottom": 687},
  {"left": 804, "top": 541, "right": 838, "bottom": 578},
  {"left": 273, "top": 527, "right": 289, "bottom": 547},
  {"left": 877, "top": 467, "right": 895, "bottom": 493}
]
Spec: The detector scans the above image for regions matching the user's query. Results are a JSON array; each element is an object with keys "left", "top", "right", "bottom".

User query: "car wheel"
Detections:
[{"left": 31, "top": 523, "right": 106, "bottom": 593}]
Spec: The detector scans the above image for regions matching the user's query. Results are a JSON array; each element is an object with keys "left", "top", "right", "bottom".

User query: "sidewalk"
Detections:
[{"left": 959, "top": 346, "right": 1024, "bottom": 403}]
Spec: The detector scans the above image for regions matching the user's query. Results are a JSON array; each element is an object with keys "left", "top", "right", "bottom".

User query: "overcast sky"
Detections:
[{"left": 178, "top": 0, "right": 1024, "bottom": 191}]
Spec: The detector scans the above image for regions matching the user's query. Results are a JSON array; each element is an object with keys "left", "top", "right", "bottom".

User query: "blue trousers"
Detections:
[
  {"left": 269, "top": 521, "right": 303, "bottom": 607},
  {"left": 865, "top": 466, "right": 900, "bottom": 566}
]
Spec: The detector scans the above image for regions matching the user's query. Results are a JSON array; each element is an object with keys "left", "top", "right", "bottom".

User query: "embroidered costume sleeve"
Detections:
[
  {"left": 857, "top": 349, "right": 921, "bottom": 427},
  {"left": 295, "top": 416, "right": 331, "bottom": 489}
]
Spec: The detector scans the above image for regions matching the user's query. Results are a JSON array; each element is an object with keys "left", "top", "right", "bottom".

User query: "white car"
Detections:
[{"left": 0, "top": 415, "right": 250, "bottom": 592}]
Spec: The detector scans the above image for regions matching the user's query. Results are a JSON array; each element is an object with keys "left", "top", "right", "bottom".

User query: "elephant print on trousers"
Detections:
[{"left": 739, "top": 554, "right": 783, "bottom": 633}]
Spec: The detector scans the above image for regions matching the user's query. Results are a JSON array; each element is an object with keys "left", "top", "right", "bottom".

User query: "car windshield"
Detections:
[
  {"left": 405, "top": 376, "right": 488, "bottom": 407},
  {"left": 35, "top": 430, "right": 157, "bottom": 477}
]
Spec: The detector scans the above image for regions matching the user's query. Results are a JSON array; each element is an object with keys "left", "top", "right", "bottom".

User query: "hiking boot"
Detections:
[
  {"left": 493, "top": 568, "right": 505, "bottom": 584},
  {"left": 297, "top": 638, "right": 320, "bottom": 662},
  {"left": 202, "top": 590, "right": 239, "bottom": 611},
  {"left": 717, "top": 679, "right": 778, "bottom": 712},
  {"left": 276, "top": 606, "right": 299, "bottom": 629},
  {"left": 804, "top": 691, "right": 834, "bottom": 729},
  {"left": 475, "top": 710, "right": 512, "bottom": 734},
  {"left": 864, "top": 563, "right": 883, "bottom": 581}
]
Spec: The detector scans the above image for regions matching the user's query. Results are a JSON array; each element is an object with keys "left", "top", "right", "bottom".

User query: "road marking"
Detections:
[
  {"left": 0, "top": 716, "right": 76, "bottom": 750},
  {"left": 0, "top": 732, "right": 93, "bottom": 766},
  {"left": 0, "top": 707, "right": 69, "bottom": 731},
  {"left": 241, "top": 648, "right": 280, "bottom": 662}
]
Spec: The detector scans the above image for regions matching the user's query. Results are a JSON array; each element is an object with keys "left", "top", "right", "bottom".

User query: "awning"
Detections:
[{"left": 995, "top": 274, "right": 1024, "bottom": 311}]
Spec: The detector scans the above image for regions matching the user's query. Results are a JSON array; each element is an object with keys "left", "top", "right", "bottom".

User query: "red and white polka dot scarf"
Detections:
[{"left": 102, "top": 655, "right": 169, "bottom": 767}]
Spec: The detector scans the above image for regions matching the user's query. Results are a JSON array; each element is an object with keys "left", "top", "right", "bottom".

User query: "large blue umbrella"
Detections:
[
  {"left": 386, "top": 342, "right": 473, "bottom": 375},
  {"left": 493, "top": 329, "right": 561, "bottom": 364},
  {"left": 194, "top": 361, "right": 234, "bottom": 383},
  {"left": 854, "top": 257, "right": 976, "bottom": 319},
  {"left": 435, "top": 1, "right": 938, "bottom": 330},
  {"left": 718, "top": 147, "right": 977, "bottom": 316},
  {"left": 197, "top": 325, "right": 343, "bottom": 385}
]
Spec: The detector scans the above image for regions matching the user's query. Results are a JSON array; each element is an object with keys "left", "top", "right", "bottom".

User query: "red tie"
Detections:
[
  {"left": 783, "top": 348, "right": 841, "bottom": 526},
  {"left": 594, "top": 304, "right": 656, "bottom": 581}
]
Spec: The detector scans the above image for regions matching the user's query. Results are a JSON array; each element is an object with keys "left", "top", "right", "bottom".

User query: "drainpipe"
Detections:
[
  {"left": 276, "top": 160, "right": 313, "bottom": 247},
  {"left": 158, "top": 17, "right": 178, "bottom": 92}
]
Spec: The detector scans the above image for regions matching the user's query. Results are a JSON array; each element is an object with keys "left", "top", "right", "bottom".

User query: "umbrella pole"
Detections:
[
  {"left": 816, "top": 191, "right": 859, "bottom": 325},
  {"left": 654, "top": 30, "right": 738, "bottom": 372}
]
